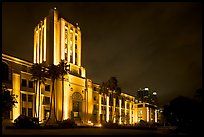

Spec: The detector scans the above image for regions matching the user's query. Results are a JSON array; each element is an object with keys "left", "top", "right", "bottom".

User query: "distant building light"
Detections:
[
  {"left": 153, "top": 92, "right": 157, "bottom": 95},
  {"left": 54, "top": 7, "right": 56, "bottom": 10},
  {"left": 144, "top": 87, "right": 149, "bottom": 91},
  {"left": 76, "top": 23, "right": 78, "bottom": 26}
]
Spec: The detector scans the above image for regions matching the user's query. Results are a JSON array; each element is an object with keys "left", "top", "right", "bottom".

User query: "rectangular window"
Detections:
[
  {"left": 65, "top": 53, "right": 68, "bottom": 61},
  {"left": 22, "top": 79, "right": 27, "bottom": 87},
  {"left": 28, "top": 108, "right": 33, "bottom": 117},
  {"left": 28, "top": 81, "right": 33, "bottom": 88},
  {"left": 70, "top": 55, "right": 73, "bottom": 63},
  {"left": 137, "top": 104, "right": 143, "bottom": 108},
  {"left": 45, "top": 85, "right": 50, "bottom": 91},
  {"left": 22, "top": 94, "right": 27, "bottom": 101},
  {"left": 75, "top": 36, "right": 77, "bottom": 40},
  {"left": 22, "top": 107, "right": 26, "bottom": 116},
  {"left": 75, "top": 44, "right": 77, "bottom": 49},
  {"left": 138, "top": 110, "right": 142, "bottom": 115},
  {"left": 65, "top": 29, "right": 68, "bottom": 35},
  {"left": 43, "top": 97, "right": 50, "bottom": 105},
  {"left": 28, "top": 95, "right": 33, "bottom": 102}
]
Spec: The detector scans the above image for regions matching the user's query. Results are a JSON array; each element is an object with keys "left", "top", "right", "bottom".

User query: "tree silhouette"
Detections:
[
  {"left": 44, "top": 64, "right": 60, "bottom": 126},
  {"left": 2, "top": 85, "right": 18, "bottom": 117},
  {"left": 30, "top": 62, "right": 46, "bottom": 118},
  {"left": 163, "top": 92, "right": 203, "bottom": 134}
]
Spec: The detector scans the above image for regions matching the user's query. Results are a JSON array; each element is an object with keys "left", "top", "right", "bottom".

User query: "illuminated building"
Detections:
[
  {"left": 135, "top": 87, "right": 159, "bottom": 123},
  {"left": 2, "top": 8, "right": 159, "bottom": 125},
  {"left": 136, "top": 87, "right": 158, "bottom": 105}
]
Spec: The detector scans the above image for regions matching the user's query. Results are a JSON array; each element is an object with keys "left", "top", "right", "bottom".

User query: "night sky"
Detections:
[{"left": 2, "top": 2, "right": 202, "bottom": 106}]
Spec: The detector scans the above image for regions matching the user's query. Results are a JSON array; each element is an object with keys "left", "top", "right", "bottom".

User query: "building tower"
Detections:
[
  {"left": 33, "top": 7, "right": 86, "bottom": 123},
  {"left": 33, "top": 8, "right": 82, "bottom": 67}
]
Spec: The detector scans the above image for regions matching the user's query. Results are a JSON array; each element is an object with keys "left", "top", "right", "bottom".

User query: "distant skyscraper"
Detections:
[{"left": 136, "top": 87, "right": 158, "bottom": 105}]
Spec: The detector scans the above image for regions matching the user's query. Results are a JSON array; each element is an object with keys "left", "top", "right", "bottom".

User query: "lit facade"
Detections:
[{"left": 2, "top": 8, "right": 159, "bottom": 125}]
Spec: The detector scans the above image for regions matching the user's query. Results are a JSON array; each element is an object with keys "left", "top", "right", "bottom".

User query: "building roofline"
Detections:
[{"left": 2, "top": 53, "right": 33, "bottom": 66}]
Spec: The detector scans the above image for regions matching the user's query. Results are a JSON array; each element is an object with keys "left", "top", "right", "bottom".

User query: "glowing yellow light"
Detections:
[
  {"left": 119, "top": 99, "right": 121, "bottom": 124},
  {"left": 106, "top": 96, "right": 109, "bottom": 122},
  {"left": 147, "top": 107, "right": 149, "bottom": 122}
]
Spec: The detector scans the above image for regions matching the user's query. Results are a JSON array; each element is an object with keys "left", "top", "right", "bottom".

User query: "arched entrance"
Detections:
[{"left": 71, "top": 92, "right": 82, "bottom": 122}]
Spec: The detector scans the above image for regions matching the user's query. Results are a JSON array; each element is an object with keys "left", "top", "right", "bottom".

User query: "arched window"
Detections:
[{"left": 2, "top": 62, "right": 9, "bottom": 81}]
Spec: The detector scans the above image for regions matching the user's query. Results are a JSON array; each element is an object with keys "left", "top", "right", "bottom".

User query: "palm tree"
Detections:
[
  {"left": 106, "top": 77, "right": 121, "bottom": 104},
  {"left": 100, "top": 82, "right": 109, "bottom": 95},
  {"left": 58, "top": 59, "right": 69, "bottom": 121},
  {"left": 44, "top": 64, "right": 60, "bottom": 126},
  {"left": 30, "top": 63, "right": 46, "bottom": 118}
]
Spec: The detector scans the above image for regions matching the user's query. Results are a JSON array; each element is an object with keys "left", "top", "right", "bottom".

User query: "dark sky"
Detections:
[{"left": 2, "top": 2, "right": 202, "bottom": 106}]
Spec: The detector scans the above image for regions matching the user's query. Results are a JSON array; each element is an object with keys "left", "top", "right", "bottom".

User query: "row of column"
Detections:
[{"left": 98, "top": 94, "right": 134, "bottom": 124}]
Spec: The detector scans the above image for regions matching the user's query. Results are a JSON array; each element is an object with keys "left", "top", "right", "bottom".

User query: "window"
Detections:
[
  {"left": 28, "top": 81, "right": 33, "bottom": 88},
  {"left": 94, "top": 96, "right": 96, "bottom": 101},
  {"left": 138, "top": 110, "right": 142, "bottom": 115},
  {"left": 137, "top": 104, "right": 143, "bottom": 108},
  {"left": 75, "top": 44, "right": 77, "bottom": 49},
  {"left": 22, "top": 94, "right": 27, "bottom": 101},
  {"left": 44, "top": 97, "right": 50, "bottom": 105},
  {"left": 28, "top": 95, "right": 33, "bottom": 102},
  {"left": 2, "top": 62, "right": 9, "bottom": 81},
  {"left": 75, "top": 36, "right": 77, "bottom": 40},
  {"left": 65, "top": 53, "right": 68, "bottom": 61},
  {"left": 28, "top": 108, "right": 33, "bottom": 117},
  {"left": 45, "top": 85, "right": 50, "bottom": 91},
  {"left": 65, "top": 29, "right": 68, "bottom": 35},
  {"left": 22, "top": 107, "right": 26, "bottom": 115},
  {"left": 94, "top": 104, "right": 98, "bottom": 110},
  {"left": 70, "top": 55, "right": 73, "bottom": 63},
  {"left": 22, "top": 79, "right": 27, "bottom": 87}
]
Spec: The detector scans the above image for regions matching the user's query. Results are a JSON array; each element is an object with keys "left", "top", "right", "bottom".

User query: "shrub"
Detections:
[
  {"left": 102, "top": 121, "right": 120, "bottom": 128},
  {"left": 60, "top": 118, "right": 77, "bottom": 128},
  {"left": 13, "top": 115, "right": 39, "bottom": 129}
]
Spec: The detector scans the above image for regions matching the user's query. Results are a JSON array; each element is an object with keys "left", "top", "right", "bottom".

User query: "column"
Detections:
[
  {"left": 119, "top": 99, "right": 121, "bottom": 124},
  {"left": 113, "top": 97, "right": 116, "bottom": 123},
  {"left": 106, "top": 95, "right": 109, "bottom": 122},
  {"left": 43, "top": 18, "right": 46, "bottom": 61},
  {"left": 147, "top": 107, "right": 149, "bottom": 122},
  {"left": 99, "top": 94, "right": 101, "bottom": 123},
  {"left": 155, "top": 109, "right": 157, "bottom": 123},
  {"left": 129, "top": 102, "right": 132, "bottom": 124},
  {"left": 125, "top": 101, "right": 127, "bottom": 124}
]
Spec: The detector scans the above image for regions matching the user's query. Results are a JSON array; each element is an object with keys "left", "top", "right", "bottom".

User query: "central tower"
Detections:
[{"left": 33, "top": 8, "right": 82, "bottom": 67}]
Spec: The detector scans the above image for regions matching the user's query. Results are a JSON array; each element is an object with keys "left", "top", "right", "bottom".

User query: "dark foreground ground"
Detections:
[{"left": 2, "top": 127, "right": 188, "bottom": 136}]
